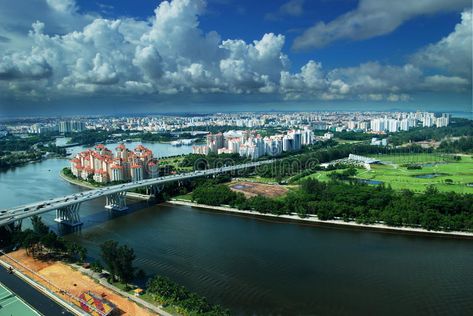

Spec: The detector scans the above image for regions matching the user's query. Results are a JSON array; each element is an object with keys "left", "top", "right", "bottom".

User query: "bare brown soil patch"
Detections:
[
  {"left": 229, "top": 181, "right": 288, "bottom": 198},
  {"left": 2, "top": 250, "right": 154, "bottom": 316}
]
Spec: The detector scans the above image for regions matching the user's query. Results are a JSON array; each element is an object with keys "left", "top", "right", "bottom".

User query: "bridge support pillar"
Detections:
[
  {"left": 105, "top": 192, "right": 128, "bottom": 211},
  {"left": 147, "top": 184, "right": 164, "bottom": 196},
  {"left": 55, "top": 203, "right": 82, "bottom": 227}
]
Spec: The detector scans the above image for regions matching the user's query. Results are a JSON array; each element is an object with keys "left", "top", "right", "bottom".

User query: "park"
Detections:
[{"left": 303, "top": 153, "right": 473, "bottom": 193}]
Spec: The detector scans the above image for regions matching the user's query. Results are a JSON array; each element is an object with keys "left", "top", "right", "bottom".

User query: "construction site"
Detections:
[{"left": 0, "top": 250, "right": 155, "bottom": 316}]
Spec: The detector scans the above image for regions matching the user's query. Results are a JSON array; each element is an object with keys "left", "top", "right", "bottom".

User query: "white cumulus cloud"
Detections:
[
  {"left": 293, "top": 0, "right": 471, "bottom": 50},
  {"left": 0, "top": 0, "right": 470, "bottom": 108}
]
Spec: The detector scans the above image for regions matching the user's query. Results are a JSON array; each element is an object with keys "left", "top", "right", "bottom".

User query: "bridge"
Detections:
[{"left": 0, "top": 160, "right": 275, "bottom": 228}]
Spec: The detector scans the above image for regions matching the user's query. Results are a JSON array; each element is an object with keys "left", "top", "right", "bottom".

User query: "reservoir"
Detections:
[{"left": 1, "top": 143, "right": 472, "bottom": 315}]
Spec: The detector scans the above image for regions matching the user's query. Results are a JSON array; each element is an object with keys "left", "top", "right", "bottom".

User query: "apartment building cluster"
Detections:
[
  {"left": 59, "top": 120, "right": 86, "bottom": 133},
  {"left": 70, "top": 144, "right": 158, "bottom": 183},
  {"left": 7, "top": 111, "right": 454, "bottom": 136},
  {"left": 28, "top": 120, "right": 86, "bottom": 134},
  {"left": 366, "top": 113, "right": 450, "bottom": 133},
  {"left": 192, "top": 127, "right": 314, "bottom": 160}
]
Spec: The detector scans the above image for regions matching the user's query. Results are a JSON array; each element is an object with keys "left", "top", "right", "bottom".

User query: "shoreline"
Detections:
[
  {"left": 59, "top": 170, "right": 152, "bottom": 201},
  {"left": 168, "top": 200, "right": 473, "bottom": 239}
]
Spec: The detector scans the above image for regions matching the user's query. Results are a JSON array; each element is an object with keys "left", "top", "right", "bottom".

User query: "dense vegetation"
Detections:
[
  {"left": 192, "top": 184, "right": 242, "bottom": 206},
  {"left": 0, "top": 133, "right": 59, "bottom": 151},
  {"left": 100, "top": 240, "right": 136, "bottom": 283},
  {"left": 438, "top": 136, "right": 473, "bottom": 153},
  {"left": 68, "top": 130, "right": 112, "bottom": 145},
  {"left": 0, "top": 151, "right": 43, "bottom": 169},
  {"left": 180, "top": 153, "right": 251, "bottom": 170},
  {"left": 0, "top": 216, "right": 87, "bottom": 262},
  {"left": 333, "top": 131, "right": 374, "bottom": 141},
  {"left": 0, "top": 133, "right": 66, "bottom": 169},
  {"left": 388, "top": 119, "right": 473, "bottom": 146},
  {"left": 147, "top": 276, "right": 229, "bottom": 315},
  {"left": 140, "top": 132, "right": 199, "bottom": 142},
  {"left": 191, "top": 180, "right": 473, "bottom": 232}
]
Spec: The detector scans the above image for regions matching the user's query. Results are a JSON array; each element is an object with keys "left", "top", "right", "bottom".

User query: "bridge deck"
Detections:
[{"left": 0, "top": 160, "right": 274, "bottom": 226}]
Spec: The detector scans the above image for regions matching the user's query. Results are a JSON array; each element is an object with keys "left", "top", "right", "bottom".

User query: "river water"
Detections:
[{"left": 1, "top": 141, "right": 473, "bottom": 315}]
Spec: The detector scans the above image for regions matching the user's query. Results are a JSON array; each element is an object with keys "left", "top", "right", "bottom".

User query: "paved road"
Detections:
[{"left": 0, "top": 266, "right": 74, "bottom": 316}]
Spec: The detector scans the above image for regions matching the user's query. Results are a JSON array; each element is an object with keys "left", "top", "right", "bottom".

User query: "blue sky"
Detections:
[
  {"left": 77, "top": 0, "right": 460, "bottom": 69},
  {"left": 0, "top": 0, "right": 471, "bottom": 115}
]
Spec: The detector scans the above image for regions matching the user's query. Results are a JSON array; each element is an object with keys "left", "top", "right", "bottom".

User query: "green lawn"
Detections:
[
  {"left": 366, "top": 153, "right": 450, "bottom": 164},
  {"left": 173, "top": 193, "right": 193, "bottom": 201},
  {"left": 304, "top": 154, "right": 473, "bottom": 193}
]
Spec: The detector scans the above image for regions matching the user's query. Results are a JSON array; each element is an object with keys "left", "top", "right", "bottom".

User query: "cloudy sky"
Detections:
[{"left": 0, "top": 0, "right": 471, "bottom": 116}]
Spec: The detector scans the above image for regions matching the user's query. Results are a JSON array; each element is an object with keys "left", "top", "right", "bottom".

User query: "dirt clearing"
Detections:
[
  {"left": 2, "top": 250, "right": 155, "bottom": 315},
  {"left": 229, "top": 181, "right": 288, "bottom": 198}
]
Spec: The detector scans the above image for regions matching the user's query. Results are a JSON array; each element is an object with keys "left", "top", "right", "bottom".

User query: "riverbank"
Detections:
[
  {"left": 60, "top": 170, "right": 152, "bottom": 201},
  {"left": 168, "top": 200, "right": 473, "bottom": 238}
]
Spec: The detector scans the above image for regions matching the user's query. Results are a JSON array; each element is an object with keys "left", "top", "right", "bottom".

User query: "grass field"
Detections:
[
  {"left": 0, "top": 282, "right": 40, "bottom": 316},
  {"left": 173, "top": 193, "right": 193, "bottom": 201},
  {"left": 304, "top": 154, "right": 473, "bottom": 193},
  {"left": 366, "top": 153, "right": 451, "bottom": 164}
]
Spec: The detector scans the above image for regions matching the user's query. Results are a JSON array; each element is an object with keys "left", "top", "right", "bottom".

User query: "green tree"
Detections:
[
  {"left": 90, "top": 261, "right": 104, "bottom": 273},
  {"left": 31, "top": 215, "right": 49, "bottom": 236},
  {"left": 100, "top": 240, "right": 136, "bottom": 283}
]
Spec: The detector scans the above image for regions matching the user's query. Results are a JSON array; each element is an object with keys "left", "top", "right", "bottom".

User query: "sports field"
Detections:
[
  {"left": 0, "top": 282, "right": 41, "bottom": 316},
  {"left": 305, "top": 154, "right": 473, "bottom": 193}
]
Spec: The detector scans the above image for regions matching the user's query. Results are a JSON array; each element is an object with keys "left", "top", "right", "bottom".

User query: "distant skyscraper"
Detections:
[
  {"left": 423, "top": 115, "right": 433, "bottom": 127},
  {"left": 400, "top": 119, "right": 410, "bottom": 131},
  {"left": 387, "top": 119, "right": 399, "bottom": 133},
  {"left": 59, "top": 121, "right": 72, "bottom": 133},
  {"left": 370, "top": 119, "right": 385, "bottom": 132},
  {"left": 292, "top": 130, "right": 302, "bottom": 151},
  {"left": 283, "top": 135, "right": 293, "bottom": 152}
]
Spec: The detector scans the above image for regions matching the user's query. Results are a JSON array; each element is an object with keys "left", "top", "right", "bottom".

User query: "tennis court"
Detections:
[{"left": 0, "top": 282, "right": 41, "bottom": 316}]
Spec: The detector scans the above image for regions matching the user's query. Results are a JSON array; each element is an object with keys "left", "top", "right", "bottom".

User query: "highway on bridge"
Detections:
[{"left": 0, "top": 160, "right": 275, "bottom": 227}]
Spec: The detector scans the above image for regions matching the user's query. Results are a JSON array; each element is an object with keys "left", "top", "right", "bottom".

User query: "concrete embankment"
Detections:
[
  {"left": 168, "top": 200, "right": 473, "bottom": 239},
  {"left": 59, "top": 171, "right": 152, "bottom": 201}
]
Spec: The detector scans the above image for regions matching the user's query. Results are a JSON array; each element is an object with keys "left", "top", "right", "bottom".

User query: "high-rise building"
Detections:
[
  {"left": 71, "top": 121, "right": 86, "bottom": 132},
  {"left": 59, "top": 121, "right": 72, "bottom": 133},
  {"left": 370, "top": 118, "right": 386, "bottom": 132},
  {"left": 423, "top": 115, "right": 433, "bottom": 127},
  {"left": 387, "top": 119, "right": 399, "bottom": 133},
  {"left": 400, "top": 119, "right": 410, "bottom": 131},
  {"left": 283, "top": 136, "right": 293, "bottom": 152},
  {"left": 292, "top": 130, "right": 302, "bottom": 151}
]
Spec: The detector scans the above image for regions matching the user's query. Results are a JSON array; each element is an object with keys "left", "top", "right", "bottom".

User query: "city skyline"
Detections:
[{"left": 0, "top": 0, "right": 472, "bottom": 115}]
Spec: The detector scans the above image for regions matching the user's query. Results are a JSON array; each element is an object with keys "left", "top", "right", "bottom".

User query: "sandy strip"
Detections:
[
  {"left": 2, "top": 250, "right": 157, "bottom": 316},
  {"left": 168, "top": 200, "right": 473, "bottom": 238}
]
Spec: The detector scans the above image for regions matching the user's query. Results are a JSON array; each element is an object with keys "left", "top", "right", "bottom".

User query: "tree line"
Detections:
[
  {"left": 191, "top": 180, "right": 473, "bottom": 232},
  {"left": 388, "top": 118, "right": 473, "bottom": 146},
  {"left": 147, "top": 275, "right": 229, "bottom": 315},
  {"left": 438, "top": 136, "right": 473, "bottom": 153},
  {"left": 0, "top": 216, "right": 87, "bottom": 262}
]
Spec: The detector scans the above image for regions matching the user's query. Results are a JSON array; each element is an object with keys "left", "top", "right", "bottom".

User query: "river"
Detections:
[{"left": 1, "top": 141, "right": 472, "bottom": 315}]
